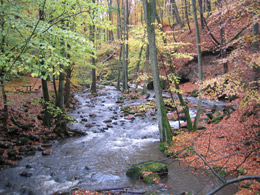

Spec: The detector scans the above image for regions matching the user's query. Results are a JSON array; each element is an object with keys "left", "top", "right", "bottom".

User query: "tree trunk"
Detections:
[
  {"left": 143, "top": 44, "right": 149, "bottom": 95},
  {"left": 116, "top": 0, "right": 122, "bottom": 90},
  {"left": 218, "top": 0, "right": 228, "bottom": 73},
  {"left": 1, "top": 79, "right": 8, "bottom": 130},
  {"left": 143, "top": 0, "right": 172, "bottom": 144},
  {"left": 198, "top": 0, "right": 205, "bottom": 30},
  {"left": 135, "top": 43, "right": 144, "bottom": 91},
  {"left": 108, "top": 0, "right": 114, "bottom": 42},
  {"left": 252, "top": 12, "right": 260, "bottom": 81},
  {"left": 124, "top": 0, "right": 129, "bottom": 93},
  {"left": 207, "top": 0, "right": 211, "bottom": 13},
  {"left": 41, "top": 78, "right": 51, "bottom": 127},
  {"left": 191, "top": 0, "right": 203, "bottom": 131},
  {"left": 39, "top": 7, "right": 51, "bottom": 128},
  {"left": 90, "top": 0, "right": 97, "bottom": 95},
  {"left": 64, "top": 66, "right": 72, "bottom": 108},
  {"left": 155, "top": 13, "right": 193, "bottom": 131},
  {"left": 185, "top": 0, "right": 192, "bottom": 33},
  {"left": 170, "top": 0, "right": 184, "bottom": 28}
]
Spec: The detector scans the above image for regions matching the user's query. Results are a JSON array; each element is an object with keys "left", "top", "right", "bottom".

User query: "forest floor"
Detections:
[{"left": 0, "top": 76, "right": 84, "bottom": 168}]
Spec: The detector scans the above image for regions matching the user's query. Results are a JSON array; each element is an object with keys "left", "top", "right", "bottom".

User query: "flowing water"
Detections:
[{"left": 0, "top": 85, "right": 237, "bottom": 195}]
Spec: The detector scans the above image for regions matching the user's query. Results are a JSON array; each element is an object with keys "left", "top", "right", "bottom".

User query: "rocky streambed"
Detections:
[{"left": 0, "top": 85, "right": 237, "bottom": 195}]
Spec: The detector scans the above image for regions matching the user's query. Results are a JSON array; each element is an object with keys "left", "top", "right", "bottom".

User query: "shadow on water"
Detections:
[{"left": 0, "top": 85, "right": 237, "bottom": 195}]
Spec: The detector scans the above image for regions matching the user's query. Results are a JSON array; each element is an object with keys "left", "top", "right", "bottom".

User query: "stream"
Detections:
[{"left": 0, "top": 85, "right": 237, "bottom": 195}]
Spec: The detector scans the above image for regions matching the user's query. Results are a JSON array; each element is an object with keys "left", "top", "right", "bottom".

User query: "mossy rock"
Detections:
[
  {"left": 191, "top": 89, "right": 199, "bottom": 97},
  {"left": 212, "top": 114, "right": 225, "bottom": 124},
  {"left": 143, "top": 173, "right": 160, "bottom": 184},
  {"left": 126, "top": 161, "right": 168, "bottom": 184}
]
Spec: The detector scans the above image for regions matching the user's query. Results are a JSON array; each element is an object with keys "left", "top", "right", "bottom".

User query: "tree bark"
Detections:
[
  {"left": 143, "top": 44, "right": 149, "bottom": 95},
  {"left": 0, "top": 0, "right": 7, "bottom": 130},
  {"left": 107, "top": 0, "right": 114, "bottom": 42},
  {"left": 170, "top": 0, "right": 184, "bottom": 28},
  {"left": 64, "top": 66, "right": 72, "bottom": 108},
  {"left": 124, "top": 0, "right": 129, "bottom": 93},
  {"left": 155, "top": 13, "right": 193, "bottom": 131},
  {"left": 184, "top": 0, "right": 192, "bottom": 33},
  {"left": 143, "top": 0, "right": 172, "bottom": 143},
  {"left": 252, "top": 12, "right": 260, "bottom": 81},
  {"left": 116, "top": 0, "right": 122, "bottom": 90},
  {"left": 90, "top": 0, "right": 97, "bottom": 95},
  {"left": 41, "top": 78, "right": 51, "bottom": 127},
  {"left": 218, "top": 0, "right": 228, "bottom": 73},
  {"left": 135, "top": 43, "right": 144, "bottom": 91},
  {"left": 198, "top": 0, "right": 205, "bottom": 30},
  {"left": 191, "top": 0, "right": 203, "bottom": 131}
]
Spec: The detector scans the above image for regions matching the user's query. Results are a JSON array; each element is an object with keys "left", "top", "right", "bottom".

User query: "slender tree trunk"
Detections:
[
  {"left": 198, "top": 0, "right": 205, "bottom": 30},
  {"left": 1, "top": 79, "right": 8, "bottom": 130},
  {"left": 191, "top": 0, "right": 203, "bottom": 131},
  {"left": 155, "top": 13, "right": 193, "bottom": 131},
  {"left": 218, "top": 0, "right": 228, "bottom": 73},
  {"left": 116, "top": 0, "right": 122, "bottom": 90},
  {"left": 90, "top": 0, "right": 97, "bottom": 95},
  {"left": 108, "top": 0, "right": 114, "bottom": 42},
  {"left": 143, "top": 44, "right": 149, "bottom": 95},
  {"left": 39, "top": 7, "right": 51, "bottom": 128},
  {"left": 122, "top": 0, "right": 129, "bottom": 93},
  {"left": 252, "top": 12, "right": 260, "bottom": 81},
  {"left": 64, "top": 66, "right": 72, "bottom": 107},
  {"left": 207, "top": 0, "right": 211, "bottom": 13},
  {"left": 41, "top": 78, "right": 51, "bottom": 127},
  {"left": 53, "top": 74, "right": 57, "bottom": 101},
  {"left": 125, "top": 0, "right": 129, "bottom": 93},
  {"left": 170, "top": 0, "right": 184, "bottom": 28},
  {"left": 0, "top": 0, "right": 7, "bottom": 130},
  {"left": 135, "top": 43, "right": 144, "bottom": 91},
  {"left": 185, "top": 0, "right": 192, "bottom": 33},
  {"left": 143, "top": 0, "right": 172, "bottom": 144}
]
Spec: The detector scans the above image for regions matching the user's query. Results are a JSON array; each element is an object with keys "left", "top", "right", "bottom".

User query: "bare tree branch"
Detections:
[{"left": 208, "top": 175, "right": 260, "bottom": 195}]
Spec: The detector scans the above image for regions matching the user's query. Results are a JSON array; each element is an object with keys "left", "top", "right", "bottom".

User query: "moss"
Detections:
[
  {"left": 212, "top": 114, "right": 225, "bottom": 124},
  {"left": 143, "top": 173, "right": 160, "bottom": 184},
  {"left": 191, "top": 89, "right": 199, "bottom": 97},
  {"left": 126, "top": 161, "right": 168, "bottom": 184}
]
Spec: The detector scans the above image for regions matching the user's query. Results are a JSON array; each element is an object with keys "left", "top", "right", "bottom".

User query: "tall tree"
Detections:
[
  {"left": 143, "top": 0, "right": 172, "bottom": 143},
  {"left": 252, "top": 11, "right": 260, "bottom": 81},
  {"left": 170, "top": 0, "right": 184, "bottom": 28},
  {"left": 184, "top": 0, "right": 192, "bottom": 33},
  {"left": 198, "top": 0, "right": 205, "bottom": 30},
  {"left": 191, "top": 0, "right": 203, "bottom": 131},
  {"left": 107, "top": 0, "right": 114, "bottom": 42},
  {"left": 116, "top": 0, "right": 122, "bottom": 90},
  {"left": 122, "top": 0, "right": 129, "bottom": 93},
  {"left": 218, "top": 0, "right": 228, "bottom": 73},
  {"left": 90, "top": 0, "right": 97, "bottom": 95}
]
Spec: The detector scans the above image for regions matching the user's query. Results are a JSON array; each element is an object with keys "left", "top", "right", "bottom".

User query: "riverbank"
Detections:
[{"left": 0, "top": 76, "right": 83, "bottom": 169}]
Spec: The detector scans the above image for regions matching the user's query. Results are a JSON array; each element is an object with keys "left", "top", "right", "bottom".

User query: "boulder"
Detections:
[{"left": 126, "top": 161, "right": 168, "bottom": 184}]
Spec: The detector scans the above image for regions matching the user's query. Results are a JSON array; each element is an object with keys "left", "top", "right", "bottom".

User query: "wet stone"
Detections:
[
  {"left": 81, "top": 118, "right": 88, "bottom": 122},
  {"left": 104, "top": 119, "right": 112, "bottom": 123},
  {"left": 85, "top": 123, "right": 94, "bottom": 128},
  {"left": 126, "top": 115, "right": 135, "bottom": 120},
  {"left": 41, "top": 143, "right": 53, "bottom": 148},
  {"left": 19, "top": 171, "right": 32, "bottom": 177},
  {"left": 42, "top": 149, "right": 53, "bottom": 156},
  {"left": 89, "top": 113, "right": 96, "bottom": 118}
]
